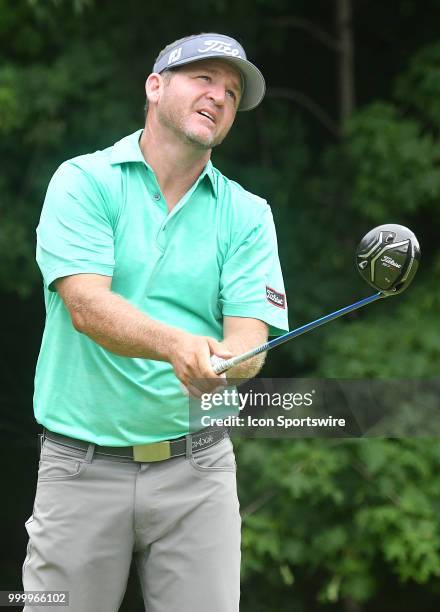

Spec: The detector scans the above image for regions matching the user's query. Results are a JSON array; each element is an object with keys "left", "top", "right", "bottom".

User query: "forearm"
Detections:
[
  {"left": 220, "top": 337, "right": 267, "bottom": 380},
  {"left": 64, "top": 285, "right": 183, "bottom": 360},
  {"left": 226, "top": 353, "right": 266, "bottom": 380}
]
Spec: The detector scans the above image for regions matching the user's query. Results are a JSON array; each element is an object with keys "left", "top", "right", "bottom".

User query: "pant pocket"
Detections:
[
  {"left": 38, "top": 454, "right": 88, "bottom": 481},
  {"left": 189, "top": 438, "right": 237, "bottom": 473},
  {"left": 38, "top": 438, "right": 89, "bottom": 481}
]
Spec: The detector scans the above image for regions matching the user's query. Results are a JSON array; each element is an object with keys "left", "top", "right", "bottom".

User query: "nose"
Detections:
[{"left": 206, "top": 83, "right": 226, "bottom": 107}]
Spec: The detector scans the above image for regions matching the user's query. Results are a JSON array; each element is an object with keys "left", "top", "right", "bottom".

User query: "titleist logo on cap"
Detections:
[
  {"left": 167, "top": 39, "right": 243, "bottom": 67},
  {"left": 197, "top": 40, "right": 242, "bottom": 57},
  {"left": 266, "top": 286, "right": 286, "bottom": 309}
]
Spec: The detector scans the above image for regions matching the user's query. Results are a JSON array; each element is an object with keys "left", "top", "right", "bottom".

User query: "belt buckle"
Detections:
[{"left": 133, "top": 441, "right": 171, "bottom": 462}]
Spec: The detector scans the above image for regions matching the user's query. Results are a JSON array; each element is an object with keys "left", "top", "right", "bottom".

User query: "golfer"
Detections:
[{"left": 23, "top": 33, "right": 289, "bottom": 612}]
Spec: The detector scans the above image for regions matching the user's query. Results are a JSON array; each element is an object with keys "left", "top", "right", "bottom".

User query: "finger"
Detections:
[
  {"left": 192, "top": 342, "right": 220, "bottom": 386},
  {"left": 187, "top": 368, "right": 227, "bottom": 395}
]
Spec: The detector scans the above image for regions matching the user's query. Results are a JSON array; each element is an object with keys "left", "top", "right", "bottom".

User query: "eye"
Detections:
[
  {"left": 226, "top": 89, "right": 237, "bottom": 101},
  {"left": 198, "top": 75, "right": 211, "bottom": 82}
]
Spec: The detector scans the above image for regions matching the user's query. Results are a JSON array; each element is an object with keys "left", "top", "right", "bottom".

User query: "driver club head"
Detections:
[{"left": 356, "top": 224, "right": 421, "bottom": 295}]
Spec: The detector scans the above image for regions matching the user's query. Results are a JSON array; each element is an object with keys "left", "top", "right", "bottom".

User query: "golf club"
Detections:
[{"left": 211, "top": 224, "right": 421, "bottom": 375}]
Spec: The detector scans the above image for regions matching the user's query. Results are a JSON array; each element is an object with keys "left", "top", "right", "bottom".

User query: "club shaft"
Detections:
[{"left": 212, "top": 292, "right": 385, "bottom": 374}]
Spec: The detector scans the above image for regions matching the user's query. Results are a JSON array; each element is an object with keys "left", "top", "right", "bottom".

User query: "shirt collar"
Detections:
[{"left": 110, "top": 129, "right": 217, "bottom": 196}]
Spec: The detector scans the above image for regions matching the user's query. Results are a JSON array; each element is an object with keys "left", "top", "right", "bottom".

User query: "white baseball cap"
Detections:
[{"left": 153, "top": 33, "right": 266, "bottom": 111}]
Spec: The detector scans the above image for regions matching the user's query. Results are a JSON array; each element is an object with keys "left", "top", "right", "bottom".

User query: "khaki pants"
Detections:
[{"left": 22, "top": 434, "right": 241, "bottom": 612}]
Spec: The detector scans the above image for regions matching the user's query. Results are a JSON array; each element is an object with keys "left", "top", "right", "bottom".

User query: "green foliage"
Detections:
[
  {"left": 0, "top": 68, "right": 22, "bottom": 134},
  {"left": 237, "top": 437, "right": 440, "bottom": 607},
  {"left": 395, "top": 41, "right": 440, "bottom": 127},
  {"left": 238, "top": 35, "right": 440, "bottom": 611},
  {"left": 27, "top": 0, "right": 94, "bottom": 16},
  {"left": 1, "top": 2, "right": 440, "bottom": 610},
  {"left": 345, "top": 102, "right": 440, "bottom": 222},
  {"left": 318, "top": 272, "right": 440, "bottom": 378}
]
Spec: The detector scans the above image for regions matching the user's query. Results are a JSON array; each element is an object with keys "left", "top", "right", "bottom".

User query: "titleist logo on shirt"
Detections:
[{"left": 266, "top": 286, "right": 286, "bottom": 309}]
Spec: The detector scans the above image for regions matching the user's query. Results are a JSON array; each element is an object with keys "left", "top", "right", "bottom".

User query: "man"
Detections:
[{"left": 23, "top": 33, "right": 288, "bottom": 611}]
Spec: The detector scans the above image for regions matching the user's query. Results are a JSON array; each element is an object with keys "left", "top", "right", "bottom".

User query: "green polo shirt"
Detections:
[{"left": 35, "top": 129, "right": 289, "bottom": 445}]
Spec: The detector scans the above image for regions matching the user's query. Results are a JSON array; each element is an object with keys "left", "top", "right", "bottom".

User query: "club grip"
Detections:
[{"left": 210, "top": 355, "right": 231, "bottom": 375}]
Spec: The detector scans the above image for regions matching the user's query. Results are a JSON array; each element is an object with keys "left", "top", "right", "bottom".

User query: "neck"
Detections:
[{"left": 139, "top": 116, "right": 211, "bottom": 209}]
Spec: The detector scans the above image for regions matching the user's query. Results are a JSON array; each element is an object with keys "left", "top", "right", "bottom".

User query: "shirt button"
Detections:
[{"left": 153, "top": 193, "right": 161, "bottom": 201}]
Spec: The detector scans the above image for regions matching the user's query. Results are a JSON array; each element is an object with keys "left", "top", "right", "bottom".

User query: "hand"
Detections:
[{"left": 169, "top": 332, "right": 233, "bottom": 398}]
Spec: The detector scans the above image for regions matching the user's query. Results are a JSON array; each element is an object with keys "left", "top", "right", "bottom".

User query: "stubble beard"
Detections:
[{"left": 157, "top": 100, "right": 225, "bottom": 150}]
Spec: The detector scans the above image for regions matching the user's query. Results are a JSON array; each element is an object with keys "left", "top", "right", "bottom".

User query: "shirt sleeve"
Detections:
[
  {"left": 36, "top": 161, "right": 115, "bottom": 291},
  {"left": 219, "top": 205, "right": 289, "bottom": 336}
]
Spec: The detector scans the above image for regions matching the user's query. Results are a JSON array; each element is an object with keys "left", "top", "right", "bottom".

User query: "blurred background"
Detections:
[{"left": 1, "top": 0, "right": 440, "bottom": 609}]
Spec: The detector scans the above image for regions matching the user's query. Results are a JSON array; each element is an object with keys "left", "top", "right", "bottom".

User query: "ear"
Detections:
[{"left": 145, "top": 73, "right": 162, "bottom": 106}]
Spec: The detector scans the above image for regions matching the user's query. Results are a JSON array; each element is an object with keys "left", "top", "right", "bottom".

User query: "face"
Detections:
[{"left": 149, "top": 59, "right": 242, "bottom": 150}]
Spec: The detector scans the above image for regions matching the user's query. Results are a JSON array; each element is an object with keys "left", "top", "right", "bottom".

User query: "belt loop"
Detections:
[
  {"left": 85, "top": 443, "right": 95, "bottom": 463},
  {"left": 185, "top": 434, "right": 193, "bottom": 459}
]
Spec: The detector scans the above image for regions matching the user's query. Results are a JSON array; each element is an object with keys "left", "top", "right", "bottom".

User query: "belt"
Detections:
[{"left": 42, "top": 428, "right": 229, "bottom": 463}]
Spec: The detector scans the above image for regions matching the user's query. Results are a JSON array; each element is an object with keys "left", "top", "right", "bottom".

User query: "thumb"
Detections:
[{"left": 206, "top": 338, "right": 233, "bottom": 359}]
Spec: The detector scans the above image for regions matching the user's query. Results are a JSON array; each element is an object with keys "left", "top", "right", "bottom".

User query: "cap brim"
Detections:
[{"left": 160, "top": 55, "right": 266, "bottom": 112}]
